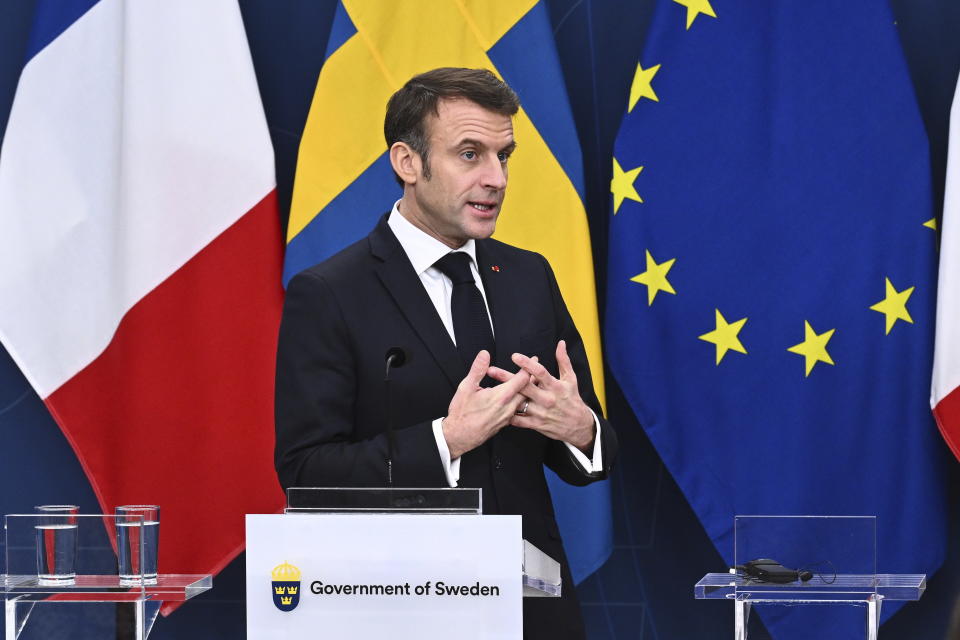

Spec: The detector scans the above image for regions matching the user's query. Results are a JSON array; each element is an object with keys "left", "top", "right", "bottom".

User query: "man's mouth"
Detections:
[{"left": 469, "top": 201, "right": 497, "bottom": 212}]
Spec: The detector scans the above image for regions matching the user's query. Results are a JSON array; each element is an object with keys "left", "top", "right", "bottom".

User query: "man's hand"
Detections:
[
  {"left": 442, "top": 350, "right": 531, "bottom": 459},
  {"left": 487, "top": 340, "right": 596, "bottom": 453}
]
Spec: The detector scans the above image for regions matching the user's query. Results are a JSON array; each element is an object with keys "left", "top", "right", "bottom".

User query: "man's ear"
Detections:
[{"left": 389, "top": 141, "right": 420, "bottom": 186}]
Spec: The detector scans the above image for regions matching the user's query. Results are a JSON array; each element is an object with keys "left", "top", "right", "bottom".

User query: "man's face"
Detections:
[{"left": 404, "top": 98, "right": 515, "bottom": 248}]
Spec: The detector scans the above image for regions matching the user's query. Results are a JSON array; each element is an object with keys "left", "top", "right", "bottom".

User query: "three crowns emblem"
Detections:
[{"left": 271, "top": 562, "right": 302, "bottom": 612}]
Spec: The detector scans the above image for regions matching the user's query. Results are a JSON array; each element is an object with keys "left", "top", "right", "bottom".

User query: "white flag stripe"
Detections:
[
  {"left": 0, "top": 0, "right": 275, "bottom": 397},
  {"left": 932, "top": 73, "right": 960, "bottom": 409}
]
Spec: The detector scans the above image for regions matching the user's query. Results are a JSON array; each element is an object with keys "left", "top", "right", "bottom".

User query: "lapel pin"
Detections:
[{"left": 491, "top": 265, "right": 501, "bottom": 272}]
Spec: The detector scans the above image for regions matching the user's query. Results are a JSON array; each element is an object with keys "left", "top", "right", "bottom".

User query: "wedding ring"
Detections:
[{"left": 515, "top": 400, "right": 529, "bottom": 416}]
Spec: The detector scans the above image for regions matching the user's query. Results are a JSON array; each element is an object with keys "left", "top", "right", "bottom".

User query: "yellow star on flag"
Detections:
[
  {"left": 630, "top": 250, "right": 676, "bottom": 305},
  {"left": 869, "top": 277, "right": 915, "bottom": 335},
  {"left": 628, "top": 62, "right": 661, "bottom": 111},
  {"left": 698, "top": 309, "right": 748, "bottom": 365},
  {"left": 787, "top": 321, "right": 836, "bottom": 377},
  {"left": 611, "top": 158, "right": 643, "bottom": 214},
  {"left": 923, "top": 218, "right": 937, "bottom": 231},
  {"left": 673, "top": 0, "right": 717, "bottom": 29}
]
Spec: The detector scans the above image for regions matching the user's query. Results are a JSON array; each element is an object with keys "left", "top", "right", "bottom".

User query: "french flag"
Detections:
[
  {"left": 933, "top": 71, "right": 960, "bottom": 461},
  {"left": 0, "top": 0, "right": 285, "bottom": 590}
]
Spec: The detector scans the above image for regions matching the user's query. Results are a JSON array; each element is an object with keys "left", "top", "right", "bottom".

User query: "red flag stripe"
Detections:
[
  {"left": 933, "top": 384, "right": 960, "bottom": 461},
  {"left": 46, "top": 191, "right": 285, "bottom": 578}
]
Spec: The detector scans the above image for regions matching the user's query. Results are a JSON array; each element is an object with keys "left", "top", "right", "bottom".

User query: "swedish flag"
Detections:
[
  {"left": 285, "top": 1, "right": 610, "bottom": 582},
  {"left": 608, "top": 1, "right": 946, "bottom": 637}
]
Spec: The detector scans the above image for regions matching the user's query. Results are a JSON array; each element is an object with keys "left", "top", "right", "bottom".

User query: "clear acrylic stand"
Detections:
[
  {"left": 694, "top": 516, "right": 925, "bottom": 640},
  {"left": 2, "top": 514, "right": 211, "bottom": 639}
]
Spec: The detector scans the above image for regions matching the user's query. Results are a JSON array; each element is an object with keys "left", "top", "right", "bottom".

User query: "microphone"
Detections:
[
  {"left": 384, "top": 346, "right": 407, "bottom": 372},
  {"left": 384, "top": 347, "right": 409, "bottom": 486},
  {"left": 739, "top": 559, "right": 814, "bottom": 583}
]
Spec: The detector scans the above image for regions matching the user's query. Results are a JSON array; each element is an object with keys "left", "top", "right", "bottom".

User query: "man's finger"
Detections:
[
  {"left": 487, "top": 367, "right": 549, "bottom": 404},
  {"left": 510, "top": 414, "right": 532, "bottom": 429},
  {"left": 512, "top": 352, "right": 557, "bottom": 388},
  {"left": 510, "top": 414, "right": 549, "bottom": 434},
  {"left": 486, "top": 366, "right": 513, "bottom": 383},
  {"left": 463, "top": 350, "right": 491, "bottom": 387},
  {"left": 503, "top": 368, "right": 533, "bottom": 396},
  {"left": 518, "top": 379, "right": 549, "bottom": 404},
  {"left": 556, "top": 340, "right": 577, "bottom": 381}
]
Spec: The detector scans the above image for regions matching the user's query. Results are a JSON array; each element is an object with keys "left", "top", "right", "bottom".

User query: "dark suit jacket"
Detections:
[{"left": 275, "top": 213, "right": 617, "bottom": 637}]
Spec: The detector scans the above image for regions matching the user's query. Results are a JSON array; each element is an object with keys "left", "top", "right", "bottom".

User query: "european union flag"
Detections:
[
  {"left": 285, "top": 0, "right": 611, "bottom": 583},
  {"left": 607, "top": 1, "right": 946, "bottom": 637}
]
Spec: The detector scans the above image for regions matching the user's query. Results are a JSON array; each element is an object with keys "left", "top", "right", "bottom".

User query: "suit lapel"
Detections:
[{"left": 369, "top": 215, "right": 464, "bottom": 388}]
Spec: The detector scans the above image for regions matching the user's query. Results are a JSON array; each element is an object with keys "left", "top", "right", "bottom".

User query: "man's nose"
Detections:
[{"left": 480, "top": 155, "right": 507, "bottom": 190}]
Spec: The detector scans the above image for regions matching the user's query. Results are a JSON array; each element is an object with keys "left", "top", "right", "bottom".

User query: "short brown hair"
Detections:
[{"left": 384, "top": 67, "right": 520, "bottom": 185}]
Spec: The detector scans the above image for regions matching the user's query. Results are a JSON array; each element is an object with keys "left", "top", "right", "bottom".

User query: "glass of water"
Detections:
[
  {"left": 34, "top": 505, "right": 79, "bottom": 585},
  {"left": 115, "top": 505, "right": 160, "bottom": 585}
]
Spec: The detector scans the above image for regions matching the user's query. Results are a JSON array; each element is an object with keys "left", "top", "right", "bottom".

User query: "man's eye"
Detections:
[
  {"left": 497, "top": 152, "right": 509, "bottom": 163},
  {"left": 462, "top": 151, "right": 476, "bottom": 160}
]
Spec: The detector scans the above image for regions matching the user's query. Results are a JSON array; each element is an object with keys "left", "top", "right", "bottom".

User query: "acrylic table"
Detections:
[
  {"left": 695, "top": 573, "right": 925, "bottom": 640},
  {"left": 3, "top": 574, "right": 211, "bottom": 640}
]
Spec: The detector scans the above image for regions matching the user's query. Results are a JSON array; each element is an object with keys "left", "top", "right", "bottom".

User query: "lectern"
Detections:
[{"left": 246, "top": 488, "right": 561, "bottom": 639}]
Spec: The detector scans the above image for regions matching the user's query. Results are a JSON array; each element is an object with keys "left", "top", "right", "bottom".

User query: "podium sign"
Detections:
[{"left": 246, "top": 514, "right": 522, "bottom": 639}]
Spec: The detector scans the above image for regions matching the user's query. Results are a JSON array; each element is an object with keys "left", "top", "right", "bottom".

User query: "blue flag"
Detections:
[{"left": 607, "top": 1, "right": 946, "bottom": 637}]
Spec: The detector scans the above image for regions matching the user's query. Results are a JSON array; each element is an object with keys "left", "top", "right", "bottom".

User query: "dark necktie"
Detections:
[{"left": 433, "top": 252, "right": 495, "bottom": 366}]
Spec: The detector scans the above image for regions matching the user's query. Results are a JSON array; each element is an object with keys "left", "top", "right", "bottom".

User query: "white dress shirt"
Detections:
[{"left": 387, "top": 202, "right": 602, "bottom": 486}]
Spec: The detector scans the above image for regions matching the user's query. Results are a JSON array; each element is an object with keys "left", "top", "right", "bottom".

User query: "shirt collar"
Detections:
[{"left": 388, "top": 200, "right": 478, "bottom": 275}]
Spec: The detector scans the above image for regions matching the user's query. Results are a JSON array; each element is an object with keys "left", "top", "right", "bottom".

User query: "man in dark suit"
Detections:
[{"left": 275, "top": 67, "right": 616, "bottom": 638}]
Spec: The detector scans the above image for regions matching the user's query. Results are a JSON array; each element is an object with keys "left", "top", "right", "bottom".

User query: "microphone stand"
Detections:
[{"left": 384, "top": 348, "right": 406, "bottom": 486}]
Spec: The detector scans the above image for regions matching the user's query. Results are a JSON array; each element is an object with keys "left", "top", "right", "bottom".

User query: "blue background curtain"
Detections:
[{"left": 1, "top": 1, "right": 959, "bottom": 637}]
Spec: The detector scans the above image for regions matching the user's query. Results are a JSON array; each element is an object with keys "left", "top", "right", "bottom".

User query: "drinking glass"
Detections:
[{"left": 115, "top": 505, "right": 160, "bottom": 585}]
